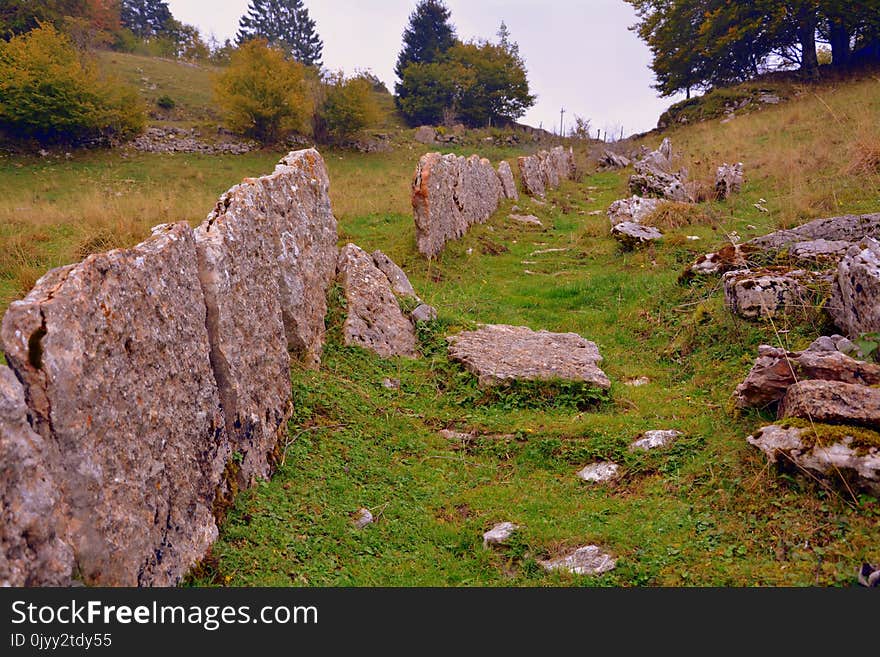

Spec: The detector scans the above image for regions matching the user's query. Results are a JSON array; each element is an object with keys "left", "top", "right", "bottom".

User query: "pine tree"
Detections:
[
  {"left": 496, "top": 20, "right": 519, "bottom": 58},
  {"left": 394, "top": 0, "right": 456, "bottom": 81},
  {"left": 235, "top": 0, "right": 323, "bottom": 67},
  {"left": 120, "top": 0, "right": 172, "bottom": 39}
]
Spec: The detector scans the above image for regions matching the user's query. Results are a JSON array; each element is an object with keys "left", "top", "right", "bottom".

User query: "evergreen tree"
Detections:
[
  {"left": 496, "top": 20, "right": 519, "bottom": 58},
  {"left": 236, "top": 0, "right": 323, "bottom": 67},
  {"left": 120, "top": 0, "right": 172, "bottom": 39},
  {"left": 394, "top": 0, "right": 456, "bottom": 81}
]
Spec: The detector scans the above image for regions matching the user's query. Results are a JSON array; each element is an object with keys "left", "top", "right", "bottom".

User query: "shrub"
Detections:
[
  {"left": 320, "top": 73, "right": 381, "bottom": 140},
  {"left": 0, "top": 24, "right": 145, "bottom": 144},
  {"left": 156, "top": 94, "right": 175, "bottom": 110},
  {"left": 213, "top": 39, "right": 312, "bottom": 144}
]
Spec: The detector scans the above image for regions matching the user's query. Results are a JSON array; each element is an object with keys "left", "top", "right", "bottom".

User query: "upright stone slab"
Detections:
[
  {"left": 517, "top": 147, "right": 575, "bottom": 199},
  {"left": 497, "top": 161, "right": 519, "bottom": 201},
  {"left": 197, "top": 189, "right": 293, "bottom": 489},
  {"left": 715, "top": 162, "right": 743, "bottom": 200},
  {"left": 0, "top": 366, "right": 74, "bottom": 587},
  {"left": 372, "top": 250, "right": 418, "bottom": 300},
  {"left": 337, "top": 244, "right": 418, "bottom": 358},
  {"left": 1, "top": 223, "right": 228, "bottom": 586},
  {"left": 518, "top": 154, "right": 547, "bottom": 198},
  {"left": 829, "top": 238, "right": 880, "bottom": 338}
]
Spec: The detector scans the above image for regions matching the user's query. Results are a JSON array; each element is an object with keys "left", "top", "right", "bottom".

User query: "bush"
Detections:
[
  {"left": 0, "top": 24, "right": 145, "bottom": 144},
  {"left": 156, "top": 94, "right": 176, "bottom": 110},
  {"left": 320, "top": 73, "right": 380, "bottom": 140},
  {"left": 213, "top": 39, "right": 312, "bottom": 144}
]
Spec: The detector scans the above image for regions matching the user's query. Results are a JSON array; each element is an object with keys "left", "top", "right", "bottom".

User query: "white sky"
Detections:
[{"left": 165, "top": 0, "right": 684, "bottom": 137}]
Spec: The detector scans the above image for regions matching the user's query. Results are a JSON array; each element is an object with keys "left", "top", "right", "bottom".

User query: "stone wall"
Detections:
[
  {"left": 0, "top": 150, "right": 339, "bottom": 587},
  {"left": 517, "top": 146, "right": 575, "bottom": 198}
]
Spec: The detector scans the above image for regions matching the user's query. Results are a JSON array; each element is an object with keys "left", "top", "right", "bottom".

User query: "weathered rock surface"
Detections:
[
  {"left": 630, "top": 430, "right": 682, "bottom": 451},
  {"left": 372, "top": 250, "right": 418, "bottom": 300},
  {"left": 353, "top": 508, "right": 374, "bottom": 529},
  {"left": 0, "top": 366, "right": 74, "bottom": 587},
  {"left": 734, "top": 338, "right": 880, "bottom": 409},
  {"left": 517, "top": 146, "right": 574, "bottom": 198},
  {"left": 410, "top": 303, "right": 438, "bottom": 323},
  {"left": 687, "top": 243, "right": 756, "bottom": 277},
  {"left": 518, "top": 153, "right": 547, "bottom": 198},
  {"left": 447, "top": 324, "right": 610, "bottom": 389},
  {"left": 599, "top": 150, "right": 631, "bottom": 169},
  {"left": 607, "top": 196, "right": 661, "bottom": 225},
  {"left": 612, "top": 221, "right": 663, "bottom": 250},
  {"left": 722, "top": 268, "right": 827, "bottom": 320},
  {"left": 828, "top": 238, "right": 880, "bottom": 338},
  {"left": 2, "top": 223, "right": 228, "bottom": 586},
  {"left": 337, "top": 244, "right": 418, "bottom": 358},
  {"left": 748, "top": 424, "right": 880, "bottom": 496},
  {"left": 412, "top": 152, "right": 503, "bottom": 257},
  {"left": 748, "top": 213, "right": 880, "bottom": 251},
  {"left": 715, "top": 162, "right": 744, "bottom": 200},
  {"left": 629, "top": 138, "right": 692, "bottom": 202},
  {"left": 539, "top": 545, "right": 617, "bottom": 576},
  {"left": 577, "top": 462, "right": 620, "bottom": 483},
  {"left": 509, "top": 214, "right": 543, "bottom": 227},
  {"left": 483, "top": 522, "right": 518, "bottom": 548},
  {"left": 414, "top": 126, "right": 436, "bottom": 144},
  {"left": 788, "top": 239, "right": 853, "bottom": 265},
  {"left": 497, "top": 160, "right": 519, "bottom": 200},
  {"left": 130, "top": 127, "right": 256, "bottom": 155},
  {"left": 778, "top": 380, "right": 880, "bottom": 427}
]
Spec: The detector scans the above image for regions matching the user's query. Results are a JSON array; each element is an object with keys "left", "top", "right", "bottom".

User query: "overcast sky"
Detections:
[{"left": 165, "top": 0, "right": 683, "bottom": 137}]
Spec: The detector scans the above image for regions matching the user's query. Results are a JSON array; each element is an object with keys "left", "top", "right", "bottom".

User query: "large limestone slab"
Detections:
[
  {"left": 517, "top": 146, "right": 574, "bottom": 198},
  {"left": 748, "top": 424, "right": 880, "bottom": 496},
  {"left": 607, "top": 196, "right": 661, "bottom": 225},
  {"left": 778, "top": 380, "right": 880, "bottom": 427},
  {"left": 197, "top": 189, "right": 293, "bottom": 489},
  {"left": 748, "top": 213, "right": 880, "bottom": 251},
  {"left": 2, "top": 223, "right": 228, "bottom": 586},
  {"left": 412, "top": 152, "right": 503, "bottom": 258},
  {"left": 0, "top": 366, "right": 74, "bottom": 587},
  {"left": 734, "top": 338, "right": 880, "bottom": 409},
  {"left": 497, "top": 160, "right": 519, "bottom": 201},
  {"left": 612, "top": 221, "right": 663, "bottom": 250},
  {"left": 213, "top": 149, "right": 338, "bottom": 368},
  {"left": 828, "top": 238, "right": 880, "bottom": 338},
  {"left": 337, "top": 244, "right": 418, "bottom": 358},
  {"left": 447, "top": 324, "right": 610, "bottom": 389}
]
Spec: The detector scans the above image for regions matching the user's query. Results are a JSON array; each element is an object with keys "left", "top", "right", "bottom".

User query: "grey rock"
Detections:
[
  {"left": 381, "top": 378, "right": 401, "bottom": 390},
  {"left": 414, "top": 126, "right": 436, "bottom": 144},
  {"left": 412, "top": 153, "right": 503, "bottom": 257},
  {"left": 688, "top": 243, "right": 755, "bottom": 277},
  {"left": 353, "top": 508, "right": 374, "bottom": 529},
  {"left": 337, "top": 244, "right": 418, "bottom": 358},
  {"left": 372, "top": 250, "right": 418, "bottom": 300},
  {"left": 630, "top": 430, "right": 683, "bottom": 451},
  {"left": 715, "top": 162, "right": 744, "bottom": 200},
  {"left": 612, "top": 221, "right": 663, "bottom": 250},
  {"left": 539, "top": 545, "right": 617, "bottom": 576},
  {"left": 517, "top": 146, "right": 575, "bottom": 198},
  {"left": 778, "top": 379, "right": 880, "bottom": 427},
  {"left": 734, "top": 342, "right": 880, "bottom": 409},
  {"left": 497, "top": 161, "right": 519, "bottom": 200},
  {"left": 577, "top": 462, "right": 620, "bottom": 483},
  {"left": 828, "top": 238, "right": 880, "bottom": 338},
  {"left": 607, "top": 196, "right": 661, "bottom": 225},
  {"left": 748, "top": 424, "right": 880, "bottom": 496},
  {"left": 628, "top": 138, "right": 692, "bottom": 202},
  {"left": 600, "top": 150, "right": 631, "bottom": 169},
  {"left": 509, "top": 214, "right": 543, "bottom": 228},
  {"left": 2, "top": 223, "right": 228, "bottom": 586},
  {"left": 447, "top": 324, "right": 610, "bottom": 389},
  {"left": 788, "top": 239, "right": 853, "bottom": 265},
  {"left": 0, "top": 366, "right": 74, "bottom": 587},
  {"left": 410, "top": 303, "right": 438, "bottom": 323},
  {"left": 748, "top": 213, "right": 880, "bottom": 251},
  {"left": 483, "top": 522, "right": 518, "bottom": 548},
  {"left": 722, "top": 268, "right": 828, "bottom": 320},
  {"left": 623, "top": 376, "right": 651, "bottom": 387}
]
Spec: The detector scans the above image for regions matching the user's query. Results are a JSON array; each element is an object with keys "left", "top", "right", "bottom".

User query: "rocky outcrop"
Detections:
[
  {"left": 612, "top": 221, "right": 663, "bottom": 250},
  {"left": 607, "top": 196, "right": 661, "bottom": 225},
  {"left": 599, "top": 150, "right": 631, "bottom": 170},
  {"left": 722, "top": 268, "right": 829, "bottom": 320},
  {"left": 2, "top": 223, "right": 228, "bottom": 586},
  {"left": 337, "top": 244, "right": 419, "bottom": 359},
  {"left": 778, "top": 380, "right": 880, "bottom": 427},
  {"left": 412, "top": 152, "right": 503, "bottom": 257},
  {"left": 629, "top": 138, "right": 692, "bottom": 202},
  {"left": 447, "top": 324, "right": 610, "bottom": 389},
  {"left": 748, "top": 424, "right": 880, "bottom": 496},
  {"left": 715, "top": 162, "right": 743, "bottom": 200},
  {"left": 733, "top": 337, "right": 880, "bottom": 409},
  {"left": 828, "top": 238, "right": 880, "bottom": 338},
  {"left": 517, "top": 146, "right": 575, "bottom": 198},
  {"left": 497, "top": 161, "right": 519, "bottom": 201},
  {"left": 748, "top": 213, "right": 880, "bottom": 251},
  {"left": 0, "top": 366, "right": 74, "bottom": 587}
]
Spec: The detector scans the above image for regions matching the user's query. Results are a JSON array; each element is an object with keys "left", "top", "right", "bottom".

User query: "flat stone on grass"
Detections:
[
  {"left": 539, "top": 545, "right": 617, "bottom": 576},
  {"left": 630, "top": 430, "right": 683, "bottom": 451},
  {"left": 483, "top": 522, "right": 519, "bottom": 548},
  {"left": 577, "top": 462, "right": 620, "bottom": 483}
]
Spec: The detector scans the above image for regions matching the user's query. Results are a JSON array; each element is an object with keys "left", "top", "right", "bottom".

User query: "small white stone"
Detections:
[
  {"left": 624, "top": 377, "right": 650, "bottom": 387},
  {"left": 483, "top": 522, "right": 519, "bottom": 548},
  {"left": 577, "top": 462, "right": 619, "bottom": 483},
  {"left": 353, "top": 508, "right": 373, "bottom": 529},
  {"left": 686, "top": 235, "right": 701, "bottom": 241},
  {"left": 630, "top": 429, "right": 683, "bottom": 451}
]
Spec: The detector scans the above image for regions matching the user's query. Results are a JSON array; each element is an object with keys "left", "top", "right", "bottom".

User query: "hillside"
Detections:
[{"left": 1, "top": 58, "right": 878, "bottom": 587}]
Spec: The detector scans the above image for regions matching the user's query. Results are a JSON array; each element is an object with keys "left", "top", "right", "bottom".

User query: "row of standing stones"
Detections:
[{"left": 0, "top": 143, "right": 619, "bottom": 586}]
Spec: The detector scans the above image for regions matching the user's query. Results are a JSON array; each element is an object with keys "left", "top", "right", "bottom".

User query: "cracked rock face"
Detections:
[
  {"left": 612, "top": 221, "right": 663, "bottom": 250},
  {"left": 337, "top": 244, "right": 418, "bottom": 358},
  {"left": 539, "top": 545, "right": 617, "bottom": 576},
  {"left": 447, "top": 324, "right": 610, "bottom": 389},
  {"left": 828, "top": 238, "right": 880, "bottom": 338},
  {"left": 748, "top": 425, "right": 880, "bottom": 496},
  {"left": 629, "top": 138, "right": 692, "bottom": 202},
  {"left": 0, "top": 366, "right": 74, "bottom": 587},
  {"left": 1, "top": 223, "right": 228, "bottom": 586},
  {"left": 722, "top": 268, "right": 829, "bottom": 320},
  {"left": 412, "top": 153, "right": 503, "bottom": 257},
  {"left": 497, "top": 160, "right": 519, "bottom": 200},
  {"left": 778, "top": 379, "right": 880, "bottom": 427}
]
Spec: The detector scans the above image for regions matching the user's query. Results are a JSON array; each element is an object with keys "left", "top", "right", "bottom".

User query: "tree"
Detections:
[
  {"left": 394, "top": 0, "right": 456, "bottom": 84},
  {"left": 0, "top": 23, "right": 144, "bottom": 143},
  {"left": 319, "top": 72, "right": 381, "bottom": 140},
  {"left": 0, "top": 1, "right": 91, "bottom": 38},
  {"left": 213, "top": 39, "right": 312, "bottom": 143},
  {"left": 120, "top": 0, "right": 172, "bottom": 39},
  {"left": 496, "top": 20, "right": 519, "bottom": 58},
  {"left": 236, "top": 0, "right": 323, "bottom": 66}
]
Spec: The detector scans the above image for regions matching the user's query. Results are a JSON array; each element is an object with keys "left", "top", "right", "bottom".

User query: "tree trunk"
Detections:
[
  {"left": 829, "top": 20, "right": 851, "bottom": 67},
  {"left": 797, "top": 13, "right": 819, "bottom": 78}
]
